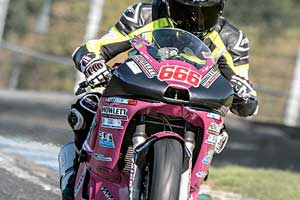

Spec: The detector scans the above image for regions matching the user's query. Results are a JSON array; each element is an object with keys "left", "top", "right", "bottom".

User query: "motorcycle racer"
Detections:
[{"left": 63, "top": 0, "right": 259, "bottom": 199}]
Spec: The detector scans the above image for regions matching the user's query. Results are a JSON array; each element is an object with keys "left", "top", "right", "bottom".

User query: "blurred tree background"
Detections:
[{"left": 0, "top": 0, "right": 299, "bottom": 124}]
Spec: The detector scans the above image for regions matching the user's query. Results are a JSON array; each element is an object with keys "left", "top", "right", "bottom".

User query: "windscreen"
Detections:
[{"left": 149, "top": 28, "right": 212, "bottom": 68}]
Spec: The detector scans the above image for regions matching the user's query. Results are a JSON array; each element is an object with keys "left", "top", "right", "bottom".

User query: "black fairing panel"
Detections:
[
  {"left": 104, "top": 59, "right": 168, "bottom": 98},
  {"left": 189, "top": 75, "right": 234, "bottom": 108},
  {"left": 103, "top": 59, "right": 234, "bottom": 110}
]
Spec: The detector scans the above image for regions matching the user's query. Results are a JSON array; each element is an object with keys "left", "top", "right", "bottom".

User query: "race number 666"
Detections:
[{"left": 158, "top": 65, "right": 201, "bottom": 87}]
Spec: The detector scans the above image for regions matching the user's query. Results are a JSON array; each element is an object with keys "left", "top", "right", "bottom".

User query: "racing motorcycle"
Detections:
[{"left": 59, "top": 28, "right": 233, "bottom": 200}]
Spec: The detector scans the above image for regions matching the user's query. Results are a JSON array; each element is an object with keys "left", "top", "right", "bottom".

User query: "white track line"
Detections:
[
  {"left": 0, "top": 136, "right": 60, "bottom": 170},
  {"left": 0, "top": 151, "right": 60, "bottom": 195}
]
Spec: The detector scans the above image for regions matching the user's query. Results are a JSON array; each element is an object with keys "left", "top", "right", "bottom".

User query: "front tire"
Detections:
[{"left": 149, "top": 138, "right": 183, "bottom": 200}]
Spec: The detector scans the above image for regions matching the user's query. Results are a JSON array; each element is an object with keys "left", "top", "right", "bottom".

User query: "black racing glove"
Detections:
[
  {"left": 80, "top": 53, "right": 111, "bottom": 88},
  {"left": 230, "top": 75, "right": 259, "bottom": 116},
  {"left": 230, "top": 75, "right": 256, "bottom": 100}
]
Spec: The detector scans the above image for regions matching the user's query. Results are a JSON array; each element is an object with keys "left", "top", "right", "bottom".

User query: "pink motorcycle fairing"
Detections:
[
  {"left": 74, "top": 28, "right": 232, "bottom": 200},
  {"left": 76, "top": 100, "right": 224, "bottom": 200}
]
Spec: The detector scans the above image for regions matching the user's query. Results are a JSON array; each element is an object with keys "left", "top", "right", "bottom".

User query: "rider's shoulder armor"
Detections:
[
  {"left": 73, "top": 3, "right": 155, "bottom": 69},
  {"left": 217, "top": 17, "right": 250, "bottom": 66},
  {"left": 116, "top": 2, "right": 154, "bottom": 35}
]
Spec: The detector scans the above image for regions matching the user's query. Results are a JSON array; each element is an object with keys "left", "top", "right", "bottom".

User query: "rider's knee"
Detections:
[{"left": 68, "top": 92, "right": 101, "bottom": 134}]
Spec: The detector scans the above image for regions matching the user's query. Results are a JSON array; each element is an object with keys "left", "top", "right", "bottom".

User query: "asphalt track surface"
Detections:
[
  {"left": 0, "top": 90, "right": 73, "bottom": 200},
  {"left": 0, "top": 90, "right": 300, "bottom": 199}
]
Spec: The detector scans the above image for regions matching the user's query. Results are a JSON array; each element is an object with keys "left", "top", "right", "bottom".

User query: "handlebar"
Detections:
[{"left": 75, "top": 78, "right": 111, "bottom": 96}]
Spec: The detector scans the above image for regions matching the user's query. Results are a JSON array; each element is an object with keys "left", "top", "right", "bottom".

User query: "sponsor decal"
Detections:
[
  {"left": 74, "top": 167, "right": 87, "bottom": 197},
  {"left": 202, "top": 150, "right": 214, "bottom": 165},
  {"left": 195, "top": 171, "right": 208, "bottom": 178},
  {"left": 101, "top": 117, "right": 124, "bottom": 129},
  {"left": 200, "top": 66, "right": 220, "bottom": 88},
  {"left": 133, "top": 55, "right": 157, "bottom": 78},
  {"left": 158, "top": 65, "right": 202, "bottom": 87},
  {"left": 94, "top": 153, "right": 112, "bottom": 162},
  {"left": 205, "top": 134, "right": 218, "bottom": 145},
  {"left": 207, "top": 112, "right": 221, "bottom": 120},
  {"left": 106, "top": 97, "right": 129, "bottom": 104},
  {"left": 105, "top": 97, "right": 137, "bottom": 105},
  {"left": 101, "top": 186, "right": 115, "bottom": 200},
  {"left": 101, "top": 106, "right": 128, "bottom": 121},
  {"left": 99, "top": 132, "right": 115, "bottom": 148},
  {"left": 127, "top": 61, "right": 142, "bottom": 75},
  {"left": 208, "top": 123, "right": 221, "bottom": 135}
]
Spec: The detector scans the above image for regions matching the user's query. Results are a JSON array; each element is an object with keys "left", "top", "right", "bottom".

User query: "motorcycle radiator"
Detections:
[{"left": 118, "top": 114, "right": 203, "bottom": 173}]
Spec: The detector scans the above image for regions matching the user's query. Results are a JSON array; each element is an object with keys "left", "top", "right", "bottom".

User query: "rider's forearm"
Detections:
[
  {"left": 72, "top": 24, "right": 132, "bottom": 70},
  {"left": 72, "top": 39, "right": 131, "bottom": 71}
]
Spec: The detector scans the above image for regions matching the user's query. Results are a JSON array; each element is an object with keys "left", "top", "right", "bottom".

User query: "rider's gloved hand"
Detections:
[
  {"left": 80, "top": 53, "right": 111, "bottom": 88},
  {"left": 230, "top": 75, "right": 259, "bottom": 117},
  {"left": 230, "top": 75, "right": 256, "bottom": 100}
]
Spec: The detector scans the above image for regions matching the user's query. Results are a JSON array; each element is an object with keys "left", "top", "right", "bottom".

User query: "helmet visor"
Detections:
[{"left": 169, "top": 1, "right": 219, "bottom": 33}]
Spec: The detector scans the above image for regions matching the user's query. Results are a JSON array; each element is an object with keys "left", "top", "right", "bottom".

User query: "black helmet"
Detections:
[{"left": 163, "top": 0, "right": 225, "bottom": 36}]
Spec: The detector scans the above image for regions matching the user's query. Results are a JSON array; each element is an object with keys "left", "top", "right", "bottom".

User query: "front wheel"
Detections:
[{"left": 148, "top": 138, "right": 183, "bottom": 200}]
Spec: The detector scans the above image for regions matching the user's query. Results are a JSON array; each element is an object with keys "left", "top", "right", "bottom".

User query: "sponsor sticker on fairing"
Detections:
[
  {"left": 205, "top": 134, "right": 218, "bottom": 145},
  {"left": 94, "top": 153, "right": 112, "bottom": 162},
  {"left": 101, "top": 106, "right": 128, "bottom": 121},
  {"left": 202, "top": 150, "right": 214, "bottom": 165},
  {"left": 200, "top": 66, "right": 220, "bottom": 88},
  {"left": 106, "top": 97, "right": 129, "bottom": 104},
  {"left": 195, "top": 171, "right": 208, "bottom": 178},
  {"left": 207, "top": 112, "right": 221, "bottom": 120},
  {"left": 208, "top": 123, "right": 221, "bottom": 135},
  {"left": 99, "top": 132, "right": 115, "bottom": 148},
  {"left": 105, "top": 97, "right": 137, "bottom": 105},
  {"left": 133, "top": 55, "right": 157, "bottom": 78},
  {"left": 127, "top": 61, "right": 142, "bottom": 75},
  {"left": 101, "top": 117, "right": 124, "bottom": 129}
]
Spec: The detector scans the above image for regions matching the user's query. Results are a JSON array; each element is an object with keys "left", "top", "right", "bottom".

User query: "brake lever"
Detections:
[{"left": 75, "top": 81, "right": 89, "bottom": 96}]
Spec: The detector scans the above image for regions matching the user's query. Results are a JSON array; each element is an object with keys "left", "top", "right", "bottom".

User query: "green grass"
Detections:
[{"left": 208, "top": 166, "right": 300, "bottom": 200}]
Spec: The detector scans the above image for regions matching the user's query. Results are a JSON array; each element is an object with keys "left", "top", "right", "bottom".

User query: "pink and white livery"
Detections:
[{"left": 59, "top": 28, "right": 234, "bottom": 200}]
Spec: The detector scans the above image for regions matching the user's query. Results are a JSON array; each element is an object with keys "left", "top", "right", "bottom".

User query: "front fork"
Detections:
[
  {"left": 129, "top": 115, "right": 196, "bottom": 200},
  {"left": 179, "top": 131, "right": 196, "bottom": 200},
  {"left": 130, "top": 116, "right": 147, "bottom": 200}
]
